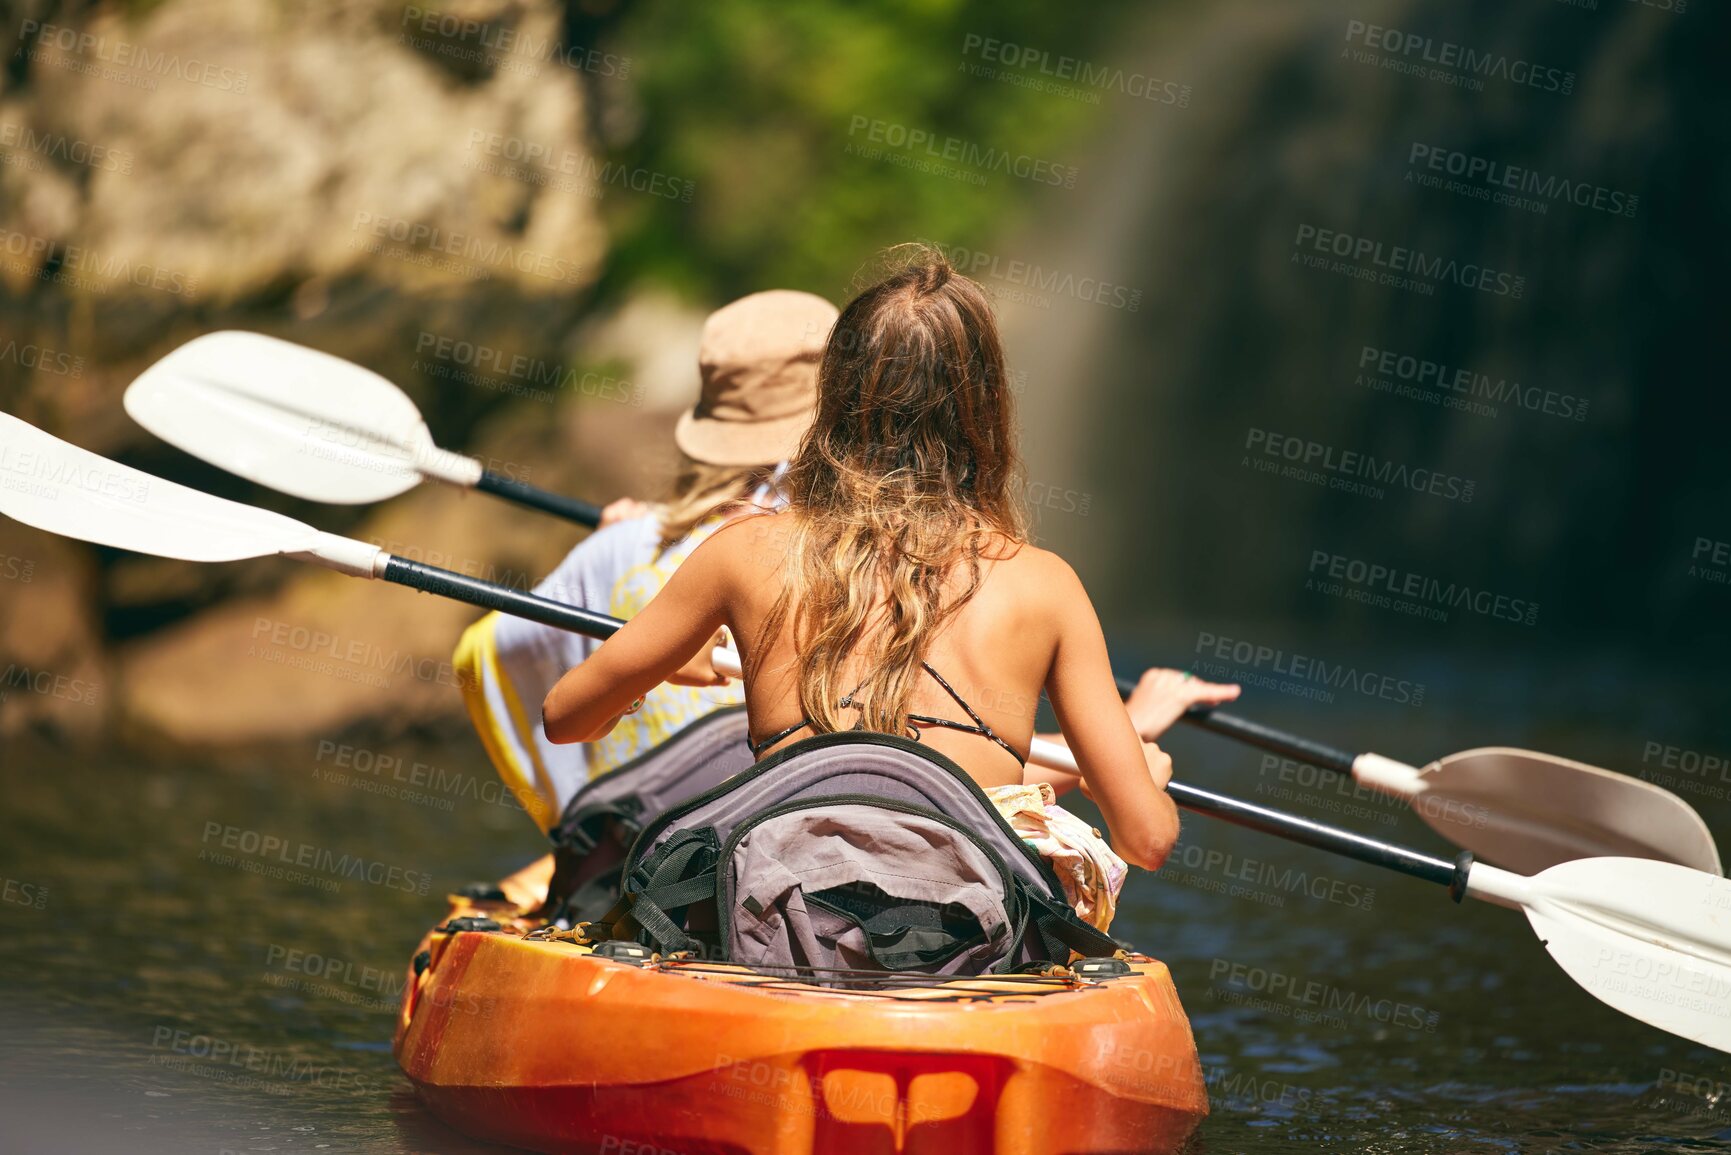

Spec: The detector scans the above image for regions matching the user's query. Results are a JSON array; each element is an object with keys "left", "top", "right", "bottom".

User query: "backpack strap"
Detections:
[
  {"left": 1022, "top": 887, "right": 1125, "bottom": 961},
  {"left": 805, "top": 886, "right": 991, "bottom": 971},
  {"left": 550, "top": 867, "right": 627, "bottom": 926},
  {"left": 605, "top": 828, "right": 721, "bottom": 954}
]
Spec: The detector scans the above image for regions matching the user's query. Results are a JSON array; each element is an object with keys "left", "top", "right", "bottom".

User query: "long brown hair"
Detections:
[
  {"left": 657, "top": 457, "right": 778, "bottom": 553},
  {"left": 756, "top": 246, "right": 1027, "bottom": 736}
]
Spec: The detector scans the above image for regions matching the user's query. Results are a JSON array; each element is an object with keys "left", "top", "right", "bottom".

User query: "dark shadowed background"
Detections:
[{"left": 2, "top": 1, "right": 1728, "bottom": 1152}]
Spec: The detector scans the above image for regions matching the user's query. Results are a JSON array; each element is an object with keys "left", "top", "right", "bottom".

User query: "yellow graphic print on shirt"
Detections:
[{"left": 585, "top": 520, "right": 745, "bottom": 779}]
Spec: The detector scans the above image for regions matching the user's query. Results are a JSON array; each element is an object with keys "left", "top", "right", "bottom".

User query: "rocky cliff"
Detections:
[{"left": 0, "top": 0, "right": 688, "bottom": 746}]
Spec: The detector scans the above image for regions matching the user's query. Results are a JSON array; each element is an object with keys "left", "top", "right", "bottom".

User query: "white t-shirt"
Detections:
[{"left": 455, "top": 513, "right": 746, "bottom": 826}]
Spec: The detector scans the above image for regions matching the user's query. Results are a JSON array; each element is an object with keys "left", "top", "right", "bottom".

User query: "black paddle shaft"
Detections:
[
  {"left": 382, "top": 556, "right": 621, "bottom": 639},
  {"left": 471, "top": 480, "right": 1362, "bottom": 773},
  {"left": 1111, "top": 676, "right": 1359, "bottom": 775},
  {"left": 464, "top": 477, "right": 1363, "bottom": 771},
  {"left": 1165, "top": 780, "right": 1467, "bottom": 894},
  {"left": 382, "top": 556, "right": 1467, "bottom": 896},
  {"left": 475, "top": 470, "right": 603, "bottom": 528}
]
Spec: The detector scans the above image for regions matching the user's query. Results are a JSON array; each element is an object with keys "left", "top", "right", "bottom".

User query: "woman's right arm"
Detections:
[
  {"left": 542, "top": 525, "right": 741, "bottom": 744},
  {"left": 1040, "top": 557, "right": 1179, "bottom": 871}
]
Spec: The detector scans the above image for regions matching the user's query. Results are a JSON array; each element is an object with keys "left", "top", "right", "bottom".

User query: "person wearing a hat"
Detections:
[{"left": 453, "top": 289, "right": 839, "bottom": 831}]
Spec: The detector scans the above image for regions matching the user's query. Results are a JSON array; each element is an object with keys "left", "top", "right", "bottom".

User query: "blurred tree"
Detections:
[{"left": 583, "top": 0, "right": 1145, "bottom": 300}]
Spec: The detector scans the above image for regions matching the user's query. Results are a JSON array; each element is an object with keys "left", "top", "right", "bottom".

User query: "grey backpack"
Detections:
[
  {"left": 542, "top": 705, "right": 756, "bottom": 923},
  {"left": 597, "top": 732, "right": 1122, "bottom": 977}
]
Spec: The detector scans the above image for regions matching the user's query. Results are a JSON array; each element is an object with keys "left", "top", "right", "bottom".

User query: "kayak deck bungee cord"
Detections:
[{"left": 395, "top": 856, "right": 1210, "bottom": 1155}]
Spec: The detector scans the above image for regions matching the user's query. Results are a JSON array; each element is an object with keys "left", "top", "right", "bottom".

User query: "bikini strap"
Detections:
[
  {"left": 910, "top": 661, "right": 1027, "bottom": 765},
  {"left": 748, "top": 676, "right": 871, "bottom": 757},
  {"left": 748, "top": 667, "right": 1024, "bottom": 764},
  {"left": 746, "top": 719, "right": 812, "bottom": 758}
]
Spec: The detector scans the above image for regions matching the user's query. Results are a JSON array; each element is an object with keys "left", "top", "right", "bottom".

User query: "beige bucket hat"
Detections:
[{"left": 674, "top": 289, "right": 839, "bottom": 466}]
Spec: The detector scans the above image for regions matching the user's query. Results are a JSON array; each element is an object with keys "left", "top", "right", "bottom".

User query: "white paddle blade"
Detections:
[
  {"left": 0, "top": 412, "right": 321, "bottom": 562},
  {"left": 1472, "top": 858, "right": 1731, "bottom": 1053},
  {"left": 1413, "top": 747, "right": 1721, "bottom": 877},
  {"left": 125, "top": 331, "right": 452, "bottom": 504}
]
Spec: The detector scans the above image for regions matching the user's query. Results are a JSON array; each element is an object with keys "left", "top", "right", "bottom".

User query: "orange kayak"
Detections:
[{"left": 394, "top": 856, "right": 1208, "bottom": 1155}]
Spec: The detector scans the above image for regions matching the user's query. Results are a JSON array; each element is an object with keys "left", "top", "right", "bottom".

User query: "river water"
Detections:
[{"left": 2, "top": 691, "right": 1727, "bottom": 1155}]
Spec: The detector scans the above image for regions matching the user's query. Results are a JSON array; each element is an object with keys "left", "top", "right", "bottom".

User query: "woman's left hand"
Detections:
[
  {"left": 1124, "top": 668, "right": 1240, "bottom": 739},
  {"left": 598, "top": 497, "right": 652, "bottom": 528}
]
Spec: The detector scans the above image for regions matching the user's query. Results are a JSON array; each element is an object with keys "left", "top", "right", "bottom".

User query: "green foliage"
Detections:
[{"left": 596, "top": 0, "right": 1141, "bottom": 301}]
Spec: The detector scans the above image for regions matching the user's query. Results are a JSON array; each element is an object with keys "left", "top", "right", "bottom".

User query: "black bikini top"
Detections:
[{"left": 746, "top": 660, "right": 1027, "bottom": 764}]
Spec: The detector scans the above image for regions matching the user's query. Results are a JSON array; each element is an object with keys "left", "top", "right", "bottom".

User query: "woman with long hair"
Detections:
[
  {"left": 544, "top": 250, "right": 1211, "bottom": 929},
  {"left": 457, "top": 289, "right": 838, "bottom": 830}
]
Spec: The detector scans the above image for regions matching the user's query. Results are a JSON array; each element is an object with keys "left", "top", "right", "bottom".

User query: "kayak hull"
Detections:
[{"left": 395, "top": 858, "right": 1208, "bottom": 1155}]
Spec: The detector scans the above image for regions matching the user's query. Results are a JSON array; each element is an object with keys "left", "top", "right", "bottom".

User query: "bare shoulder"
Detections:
[
  {"left": 984, "top": 539, "right": 1086, "bottom": 602},
  {"left": 969, "top": 540, "right": 1092, "bottom": 660},
  {"left": 690, "top": 510, "right": 795, "bottom": 587}
]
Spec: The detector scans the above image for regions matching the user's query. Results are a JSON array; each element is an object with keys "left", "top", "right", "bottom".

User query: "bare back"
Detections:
[
  {"left": 718, "top": 510, "right": 1056, "bottom": 787},
  {"left": 543, "top": 506, "right": 1176, "bottom": 868}
]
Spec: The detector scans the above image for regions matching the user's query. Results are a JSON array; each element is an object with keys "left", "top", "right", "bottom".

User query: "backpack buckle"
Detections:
[
  {"left": 1073, "top": 956, "right": 1133, "bottom": 980},
  {"left": 591, "top": 940, "right": 655, "bottom": 965},
  {"left": 438, "top": 916, "right": 502, "bottom": 934}
]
